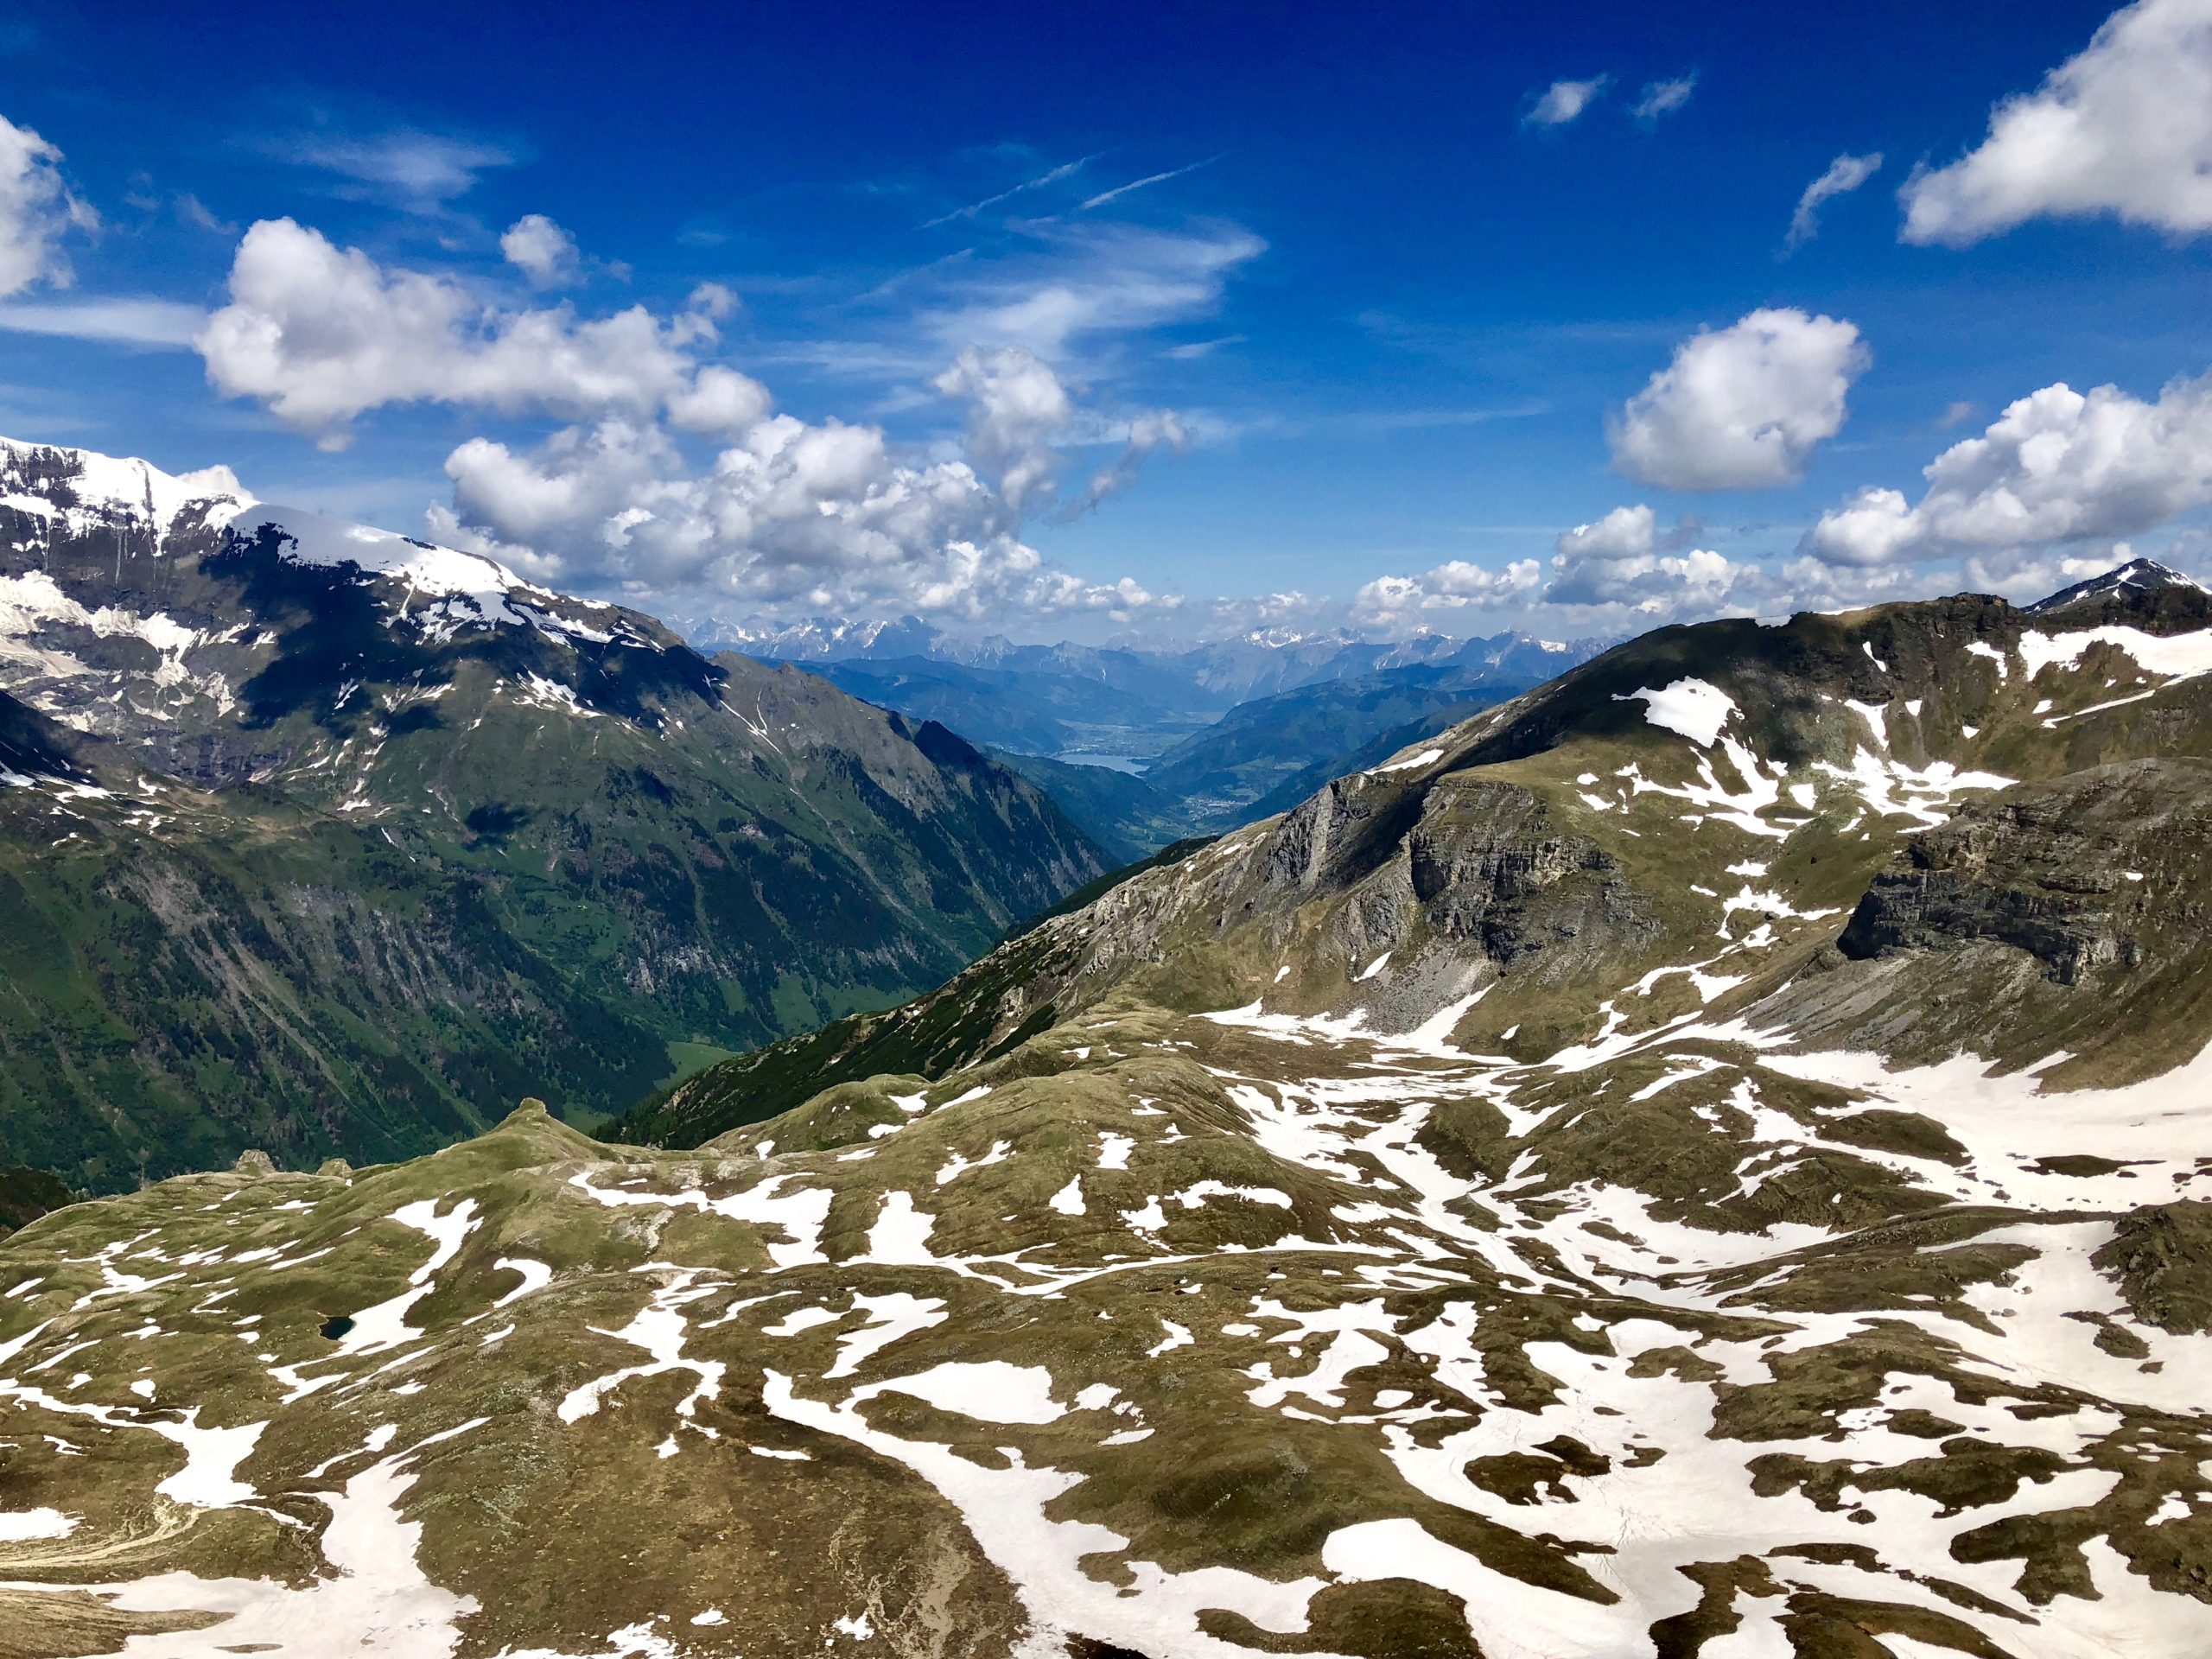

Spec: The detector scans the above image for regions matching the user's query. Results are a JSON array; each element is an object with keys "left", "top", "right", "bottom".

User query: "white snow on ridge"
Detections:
[
  {"left": 1370, "top": 747, "right": 1444, "bottom": 776},
  {"left": 232, "top": 506, "right": 621, "bottom": 649},
  {"left": 1614, "top": 678, "right": 1733, "bottom": 748},
  {"left": 0, "top": 435, "right": 253, "bottom": 543},
  {"left": 2018, "top": 624, "right": 2212, "bottom": 683}
]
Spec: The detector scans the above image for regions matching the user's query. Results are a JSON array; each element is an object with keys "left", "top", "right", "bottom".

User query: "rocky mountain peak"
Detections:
[{"left": 2024, "top": 556, "right": 2210, "bottom": 619}]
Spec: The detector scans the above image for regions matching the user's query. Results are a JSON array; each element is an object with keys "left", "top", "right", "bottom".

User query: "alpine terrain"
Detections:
[
  {"left": 0, "top": 438, "right": 1107, "bottom": 1190},
  {"left": 721, "top": 618, "right": 1607, "bottom": 848},
  {"left": 0, "top": 557, "right": 2209, "bottom": 1656}
]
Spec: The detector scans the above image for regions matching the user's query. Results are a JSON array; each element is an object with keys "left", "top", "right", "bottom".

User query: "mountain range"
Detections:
[
  {"left": 0, "top": 437, "right": 1106, "bottom": 1190},
  {"left": 715, "top": 617, "right": 1608, "bottom": 851},
  {"left": 3, "top": 542, "right": 2208, "bottom": 1656}
]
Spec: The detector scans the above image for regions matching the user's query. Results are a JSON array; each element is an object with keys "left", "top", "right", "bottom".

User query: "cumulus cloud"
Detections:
[
  {"left": 195, "top": 219, "right": 742, "bottom": 446},
  {"left": 1546, "top": 506, "right": 1757, "bottom": 618},
  {"left": 1351, "top": 560, "right": 1542, "bottom": 628},
  {"left": 1631, "top": 75, "right": 1698, "bottom": 124},
  {"left": 1546, "top": 546, "right": 1751, "bottom": 613},
  {"left": 0, "top": 112, "right": 96, "bottom": 299},
  {"left": 1201, "top": 589, "right": 1332, "bottom": 637},
  {"left": 500, "top": 213, "right": 581, "bottom": 286},
  {"left": 1958, "top": 548, "right": 2138, "bottom": 600},
  {"left": 435, "top": 412, "right": 1175, "bottom": 624},
  {"left": 1785, "top": 152, "right": 1883, "bottom": 251},
  {"left": 429, "top": 339, "right": 1191, "bottom": 623},
  {"left": 1555, "top": 504, "right": 1656, "bottom": 560},
  {"left": 1610, "top": 308, "right": 1868, "bottom": 491},
  {"left": 664, "top": 363, "right": 772, "bottom": 440},
  {"left": 1902, "top": 0, "right": 2212, "bottom": 245},
  {"left": 933, "top": 346, "right": 1073, "bottom": 512},
  {"left": 1803, "top": 369, "right": 2212, "bottom": 566},
  {"left": 189, "top": 204, "right": 1201, "bottom": 624},
  {"left": 1525, "top": 76, "right": 1610, "bottom": 127},
  {"left": 1772, "top": 555, "right": 1929, "bottom": 611}
]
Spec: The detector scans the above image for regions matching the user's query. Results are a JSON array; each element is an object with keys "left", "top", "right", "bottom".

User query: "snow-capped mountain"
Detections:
[{"left": 0, "top": 436, "right": 1106, "bottom": 1185}]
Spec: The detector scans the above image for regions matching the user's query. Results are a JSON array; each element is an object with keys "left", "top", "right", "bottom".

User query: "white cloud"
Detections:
[
  {"left": 1901, "top": 0, "right": 2212, "bottom": 244},
  {"left": 196, "top": 219, "right": 737, "bottom": 446},
  {"left": 1525, "top": 77, "right": 1610, "bottom": 128},
  {"left": 500, "top": 213, "right": 580, "bottom": 286},
  {"left": 1200, "top": 590, "right": 1332, "bottom": 637},
  {"left": 0, "top": 296, "right": 205, "bottom": 346},
  {"left": 176, "top": 193, "right": 230, "bottom": 234},
  {"left": 921, "top": 153, "right": 1098, "bottom": 228},
  {"left": 920, "top": 221, "right": 1264, "bottom": 361},
  {"left": 1555, "top": 504, "right": 1656, "bottom": 560},
  {"left": 1610, "top": 307, "right": 1868, "bottom": 491},
  {"left": 1071, "top": 407, "right": 1188, "bottom": 518},
  {"left": 1772, "top": 555, "right": 1929, "bottom": 611},
  {"left": 1163, "top": 334, "right": 1243, "bottom": 360},
  {"left": 1546, "top": 546, "right": 1751, "bottom": 613},
  {"left": 664, "top": 363, "right": 772, "bottom": 440},
  {"left": 435, "top": 411, "right": 1175, "bottom": 624},
  {"left": 1631, "top": 75, "right": 1697, "bottom": 123},
  {"left": 1785, "top": 152, "right": 1883, "bottom": 251},
  {"left": 188, "top": 212, "right": 1185, "bottom": 623},
  {"left": 276, "top": 127, "right": 518, "bottom": 207},
  {"left": 1351, "top": 560, "right": 1541, "bottom": 627},
  {"left": 1077, "top": 154, "right": 1223, "bottom": 212},
  {"left": 0, "top": 112, "right": 96, "bottom": 299},
  {"left": 1958, "top": 547, "right": 2135, "bottom": 600},
  {"left": 932, "top": 346, "right": 1073, "bottom": 512},
  {"left": 1804, "top": 369, "right": 2212, "bottom": 565},
  {"left": 431, "top": 339, "right": 1186, "bottom": 624}
]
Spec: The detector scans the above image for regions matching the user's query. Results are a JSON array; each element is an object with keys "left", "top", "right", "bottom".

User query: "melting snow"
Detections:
[{"left": 1614, "top": 678, "right": 1734, "bottom": 747}]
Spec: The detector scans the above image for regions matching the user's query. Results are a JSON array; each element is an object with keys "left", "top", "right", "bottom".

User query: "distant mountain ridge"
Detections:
[
  {"left": 709, "top": 611, "right": 1608, "bottom": 719},
  {"left": 713, "top": 616, "right": 1611, "bottom": 851},
  {"left": 0, "top": 435, "right": 1107, "bottom": 1187}
]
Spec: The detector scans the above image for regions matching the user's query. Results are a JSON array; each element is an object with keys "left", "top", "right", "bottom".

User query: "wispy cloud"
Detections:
[
  {"left": 1232, "top": 402, "right": 1551, "bottom": 441},
  {"left": 1164, "top": 334, "right": 1243, "bottom": 360},
  {"left": 1784, "top": 151, "right": 1884, "bottom": 251},
  {"left": 922, "top": 153, "right": 1101, "bottom": 228},
  {"left": 1631, "top": 73, "right": 1697, "bottom": 124},
  {"left": 918, "top": 220, "right": 1264, "bottom": 361},
  {"left": 0, "top": 297, "right": 206, "bottom": 347},
  {"left": 269, "top": 126, "right": 523, "bottom": 209},
  {"left": 1524, "top": 76, "right": 1610, "bottom": 128},
  {"left": 1078, "top": 154, "right": 1224, "bottom": 211}
]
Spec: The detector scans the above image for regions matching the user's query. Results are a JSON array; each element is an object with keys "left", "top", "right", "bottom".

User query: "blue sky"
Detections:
[{"left": 3, "top": 0, "right": 2209, "bottom": 642}]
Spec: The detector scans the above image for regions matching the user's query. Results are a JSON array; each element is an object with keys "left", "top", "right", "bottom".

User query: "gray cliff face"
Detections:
[
  {"left": 1408, "top": 779, "right": 1656, "bottom": 968},
  {"left": 1763, "top": 757, "right": 2212, "bottom": 1084},
  {"left": 1837, "top": 758, "right": 2209, "bottom": 982}
]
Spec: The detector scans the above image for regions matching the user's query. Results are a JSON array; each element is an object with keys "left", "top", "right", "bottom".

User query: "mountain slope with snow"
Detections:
[
  {"left": 0, "top": 555, "right": 2208, "bottom": 1656},
  {"left": 0, "top": 437, "right": 1107, "bottom": 1185}
]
